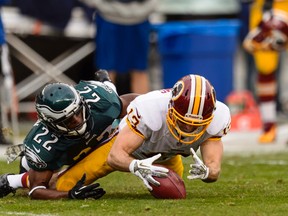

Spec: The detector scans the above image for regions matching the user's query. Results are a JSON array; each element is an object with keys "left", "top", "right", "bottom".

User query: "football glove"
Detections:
[
  {"left": 129, "top": 154, "right": 169, "bottom": 191},
  {"left": 94, "top": 69, "right": 111, "bottom": 82},
  {"left": 5, "top": 144, "right": 24, "bottom": 164},
  {"left": 187, "top": 148, "right": 209, "bottom": 180},
  {"left": 68, "top": 174, "right": 105, "bottom": 199}
]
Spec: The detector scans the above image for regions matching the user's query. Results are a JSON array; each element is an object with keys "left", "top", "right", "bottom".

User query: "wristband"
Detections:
[{"left": 28, "top": 186, "right": 46, "bottom": 196}]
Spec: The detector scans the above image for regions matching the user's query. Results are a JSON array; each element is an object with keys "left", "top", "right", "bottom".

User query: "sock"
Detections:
[
  {"left": 257, "top": 72, "right": 277, "bottom": 132},
  {"left": 259, "top": 101, "right": 277, "bottom": 132},
  {"left": 7, "top": 172, "right": 29, "bottom": 189}
]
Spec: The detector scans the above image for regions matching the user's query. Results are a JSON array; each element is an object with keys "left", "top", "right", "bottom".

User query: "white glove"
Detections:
[
  {"left": 187, "top": 148, "right": 209, "bottom": 180},
  {"left": 129, "top": 154, "right": 169, "bottom": 191},
  {"left": 5, "top": 144, "right": 24, "bottom": 164}
]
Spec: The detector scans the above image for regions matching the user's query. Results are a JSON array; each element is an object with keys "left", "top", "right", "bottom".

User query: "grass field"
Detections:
[{"left": 0, "top": 152, "right": 287, "bottom": 216}]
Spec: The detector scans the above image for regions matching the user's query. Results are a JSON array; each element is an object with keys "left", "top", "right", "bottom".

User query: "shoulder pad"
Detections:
[{"left": 207, "top": 101, "right": 231, "bottom": 136}]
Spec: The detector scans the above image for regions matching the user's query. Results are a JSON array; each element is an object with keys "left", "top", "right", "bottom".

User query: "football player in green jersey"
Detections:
[{"left": 0, "top": 70, "right": 138, "bottom": 200}]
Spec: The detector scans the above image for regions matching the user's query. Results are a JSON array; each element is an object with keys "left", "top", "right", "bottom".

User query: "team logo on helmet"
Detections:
[{"left": 171, "top": 80, "right": 184, "bottom": 101}]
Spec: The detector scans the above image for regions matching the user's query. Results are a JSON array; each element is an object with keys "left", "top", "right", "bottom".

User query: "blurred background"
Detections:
[{"left": 1, "top": 0, "right": 288, "bottom": 150}]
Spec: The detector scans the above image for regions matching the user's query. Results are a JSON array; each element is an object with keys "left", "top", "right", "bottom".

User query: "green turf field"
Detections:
[{"left": 0, "top": 152, "right": 287, "bottom": 216}]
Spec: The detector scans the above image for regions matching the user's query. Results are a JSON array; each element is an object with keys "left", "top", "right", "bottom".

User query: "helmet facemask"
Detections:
[
  {"left": 166, "top": 75, "right": 216, "bottom": 144},
  {"left": 52, "top": 100, "right": 90, "bottom": 137},
  {"left": 167, "top": 105, "right": 212, "bottom": 144}
]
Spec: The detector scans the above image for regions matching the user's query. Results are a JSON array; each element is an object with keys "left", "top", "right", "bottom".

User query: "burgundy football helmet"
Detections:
[
  {"left": 166, "top": 74, "right": 216, "bottom": 144},
  {"left": 243, "top": 10, "right": 288, "bottom": 52}
]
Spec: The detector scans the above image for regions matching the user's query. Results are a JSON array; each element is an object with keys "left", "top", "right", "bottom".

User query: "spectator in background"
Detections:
[
  {"left": 0, "top": 0, "right": 16, "bottom": 145},
  {"left": 238, "top": 0, "right": 256, "bottom": 96},
  {"left": 81, "top": 0, "right": 158, "bottom": 94},
  {"left": 243, "top": 0, "right": 288, "bottom": 143}
]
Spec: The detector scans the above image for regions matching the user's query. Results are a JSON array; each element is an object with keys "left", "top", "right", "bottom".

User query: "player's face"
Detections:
[
  {"left": 176, "top": 121, "right": 197, "bottom": 133},
  {"left": 62, "top": 108, "right": 84, "bottom": 130}
]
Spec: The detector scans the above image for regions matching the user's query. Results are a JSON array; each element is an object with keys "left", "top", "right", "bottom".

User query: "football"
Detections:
[{"left": 149, "top": 166, "right": 186, "bottom": 199}]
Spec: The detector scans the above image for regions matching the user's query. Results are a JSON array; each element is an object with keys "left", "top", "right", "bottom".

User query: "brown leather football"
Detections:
[{"left": 150, "top": 166, "right": 186, "bottom": 199}]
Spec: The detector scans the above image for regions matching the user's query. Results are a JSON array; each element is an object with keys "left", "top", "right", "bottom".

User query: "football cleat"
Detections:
[
  {"left": 94, "top": 70, "right": 111, "bottom": 82},
  {"left": 0, "top": 174, "right": 16, "bottom": 198},
  {"left": 258, "top": 125, "right": 276, "bottom": 144}
]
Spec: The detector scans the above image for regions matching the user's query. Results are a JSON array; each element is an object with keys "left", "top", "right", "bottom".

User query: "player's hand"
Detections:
[
  {"left": 94, "top": 69, "right": 111, "bottom": 82},
  {"left": 129, "top": 154, "right": 169, "bottom": 191},
  {"left": 68, "top": 174, "right": 106, "bottom": 199},
  {"left": 243, "top": 10, "right": 288, "bottom": 52},
  {"left": 5, "top": 144, "right": 24, "bottom": 164},
  {"left": 187, "top": 148, "right": 209, "bottom": 180}
]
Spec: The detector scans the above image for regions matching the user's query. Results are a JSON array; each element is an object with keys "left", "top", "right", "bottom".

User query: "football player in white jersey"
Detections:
[{"left": 108, "top": 74, "right": 231, "bottom": 191}]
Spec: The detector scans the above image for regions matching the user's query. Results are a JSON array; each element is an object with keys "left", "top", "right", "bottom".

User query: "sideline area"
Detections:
[{"left": 223, "top": 123, "right": 288, "bottom": 155}]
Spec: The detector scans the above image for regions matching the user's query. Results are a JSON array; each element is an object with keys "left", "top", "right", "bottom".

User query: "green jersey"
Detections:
[{"left": 24, "top": 81, "right": 122, "bottom": 171}]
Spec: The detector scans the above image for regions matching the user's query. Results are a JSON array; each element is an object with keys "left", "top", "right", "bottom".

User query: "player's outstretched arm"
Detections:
[
  {"left": 188, "top": 139, "right": 223, "bottom": 183},
  {"left": 28, "top": 170, "right": 105, "bottom": 200}
]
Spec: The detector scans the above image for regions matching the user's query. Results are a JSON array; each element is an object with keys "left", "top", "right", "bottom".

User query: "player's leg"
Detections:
[
  {"left": 131, "top": 70, "right": 150, "bottom": 94},
  {"left": 56, "top": 136, "right": 117, "bottom": 191},
  {"left": 0, "top": 153, "right": 30, "bottom": 198},
  {"left": 254, "top": 51, "right": 279, "bottom": 143},
  {"left": 0, "top": 172, "right": 29, "bottom": 198},
  {"left": 130, "top": 20, "right": 150, "bottom": 94}
]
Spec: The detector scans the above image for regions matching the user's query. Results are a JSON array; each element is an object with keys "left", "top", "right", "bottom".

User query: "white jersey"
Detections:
[{"left": 119, "top": 88, "right": 231, "bottom": 162}]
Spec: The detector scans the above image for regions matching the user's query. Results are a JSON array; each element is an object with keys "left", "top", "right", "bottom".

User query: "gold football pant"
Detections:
[
  {"left": 56, "top": 136, "right": 116, "bottom": 191},
  {"left": 158, "top": 155, "right": 184, "bottom": 178},
  {"left": 56, "top": 137, "right": 184, "bottom": 191}
]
